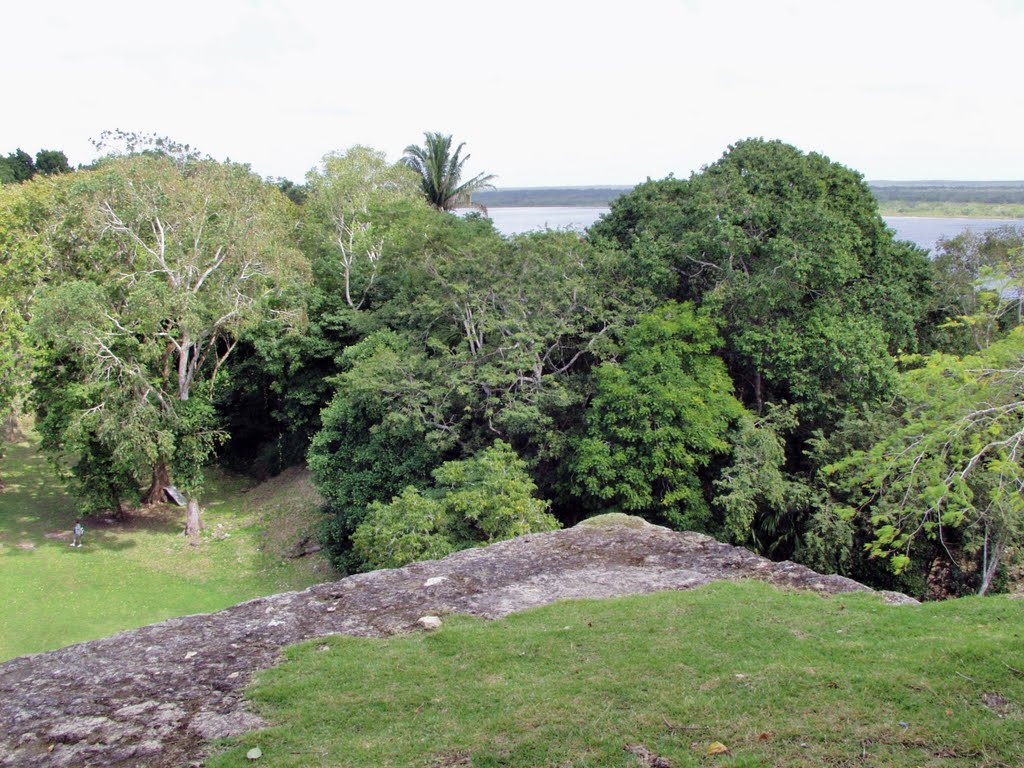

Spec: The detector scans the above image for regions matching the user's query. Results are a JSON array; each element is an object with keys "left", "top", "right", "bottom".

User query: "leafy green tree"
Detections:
[
  {"left": 592, "top": 139, "right": 931, "bottom": 425},
  {"left": 831, "top": 331, "right": 1024, "bottom": 595},
  {"left": 402, "top": 132, "right": 495, "bottom": 211},
  {"left": 590, "top": 139, "right": 932, "bottom": 557},
  {"left": 305, "top": 146, "right": 425, "bottom": 311},
  {"left": 0, "top": 175, "right": 78, "bottom": 483},
  {"left": 307, "top": 222, "right": 655, "bottom": 563},
  {"left": 713, "top": 405, "right": 798, "bottom": 548},
  {"left": 34, "top": 150, "right": 71, "bottom": 176},
  {"left": 273, "top": 177, "right": 307, "bottom": 206},
  {"left": 307, "top": 330, "right": 453, "bottom": 569},
  {"left": 352, "top": 441, "right": 559, "bottom": 570},
  {"left": 217, "top": 147, "right": 440, "bottom": 475},
  {"left": 388, "top": 227, "right": 655, "bottom": 505},
  {"left": 2, "top": 149, "right": 36, "bottom": 183},
  {"left": 29, "top": 154, "right": 304, "bottom": 538},
  {"left": 574, "top": 302, "right": 745, "bottom": 530},
  {"left": 924, "top": 226, "right": 1024, "bottom": 353}
]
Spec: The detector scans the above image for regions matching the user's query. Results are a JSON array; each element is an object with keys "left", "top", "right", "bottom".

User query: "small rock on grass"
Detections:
[{"left": 417, "top": 616, "right": 442, "bottom": 630}]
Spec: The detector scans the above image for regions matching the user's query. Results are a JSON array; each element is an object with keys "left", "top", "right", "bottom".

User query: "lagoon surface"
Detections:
[{"left": 484, "top": 207, "right": 1022, "bottom": 253}]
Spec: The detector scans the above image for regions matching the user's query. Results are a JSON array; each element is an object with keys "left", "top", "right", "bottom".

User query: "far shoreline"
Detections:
[
  {"left": 479, "top": 203, "right": 1024, "bottom": 222},
  {"left": 878, "top": 209, "right": 1024, "bottom": 220}
]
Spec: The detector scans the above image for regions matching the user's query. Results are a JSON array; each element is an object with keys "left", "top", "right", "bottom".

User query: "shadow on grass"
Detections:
[{"left": 1, "top": 434, "right": 184, "bottom": 553}]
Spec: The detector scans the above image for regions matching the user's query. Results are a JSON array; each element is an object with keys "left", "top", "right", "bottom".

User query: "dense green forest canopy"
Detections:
[{"left": 1, "top": 136, "right": 1022, "bottom": 598}]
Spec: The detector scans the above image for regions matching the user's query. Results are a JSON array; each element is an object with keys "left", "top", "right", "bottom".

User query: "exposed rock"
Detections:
[
  {"left": 417, "top": 616, "right": 443, "bottom": 630},
  {"left": 0, "top": 517, "right": 913, "bottom": 767}
]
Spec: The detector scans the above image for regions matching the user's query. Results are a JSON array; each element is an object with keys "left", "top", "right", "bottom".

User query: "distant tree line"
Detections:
[
  {"left": 1, "top": 134, "right": 1022, "bottom": 598},
  {"left": 871, "top": 185, "right": 1024, "bottom": 205},
  {"left": 470, "top": 183, "right": 1024, "bottom": 210},
  {"left": 0, "top": 148, "right": 71, "bottom": 184},
  {"left": 472, "top": 187, "right": 631, "bottom": 207}
]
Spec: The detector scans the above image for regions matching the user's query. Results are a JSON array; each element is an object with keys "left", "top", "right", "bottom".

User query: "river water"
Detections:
[{"left": 483, "top": 207, "right": 1021, "bottom": 254}]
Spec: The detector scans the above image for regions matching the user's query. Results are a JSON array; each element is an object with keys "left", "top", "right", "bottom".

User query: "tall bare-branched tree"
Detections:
[{"left": 30, "top": 153, "right": 305, "bottom": 541}]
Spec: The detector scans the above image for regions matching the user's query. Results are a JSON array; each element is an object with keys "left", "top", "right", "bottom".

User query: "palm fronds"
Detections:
[{"left": 402, "top": 132, "right": 496, "bottom": 211}]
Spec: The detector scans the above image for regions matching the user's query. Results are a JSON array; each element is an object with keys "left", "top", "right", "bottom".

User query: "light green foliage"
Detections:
[
  {"left": 352, "top": 441, "right": 559, "bottom": 569},
  {"left": 431, "top": 440, "right": 558, "bottom": 542},
  {"left": 713, "top": 405, "right": 796, "bottom": 546},
  {"left": 303, "top": 146, "right": 425, "bottom": 311},
  {"left": 401, "top": 132, "right": 496, "bottom": 211},
  {"left": 207, "top": 583, "right": 1024, "bottom": 768},
  {"left": 0, "top": 183, "right": 47, "bottom": 425},
  {"left": 0, "top": 174, "right": 79, "bottom": 390},
  {"left": 574, "top": 302, "right": 745, "bottom": 530},
  {"left": 351, "top": 487, "right": 455, "bottom": 569},
  {"left": 0, "top": 174, "right": 87, "bottom": 486},
  {"left": 28, "top": 154, "right": 305, "bottom": 521},
  {"left": 925, "top": 225, "right": 1024, "bottom": 353},
  {"left": 832, "top": 329, "right": 1024, "bottom": 593}
]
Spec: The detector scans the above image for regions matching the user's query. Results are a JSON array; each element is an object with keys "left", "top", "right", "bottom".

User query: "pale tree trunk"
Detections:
[
  {"left": 185, "top": 497, "right": 202, "bottom": 546},
  {"left": 978, "top": 526, "right": 1006, "bottom": 597},
  {"left": 0, "top": 412, "right": 19, "bottom": 490},
  {"left": 143, "top": 460, "right": 171, "bottom": 505}
]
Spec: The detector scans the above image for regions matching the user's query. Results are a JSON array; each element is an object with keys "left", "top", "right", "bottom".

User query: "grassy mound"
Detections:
[
  {"left": 576, "top": 512, "right": 660, "bottom": 530},
  {"left": 208, "top": 581, "right": 1023, "bottom": 768},
  {"left": 0, "top": 430, "right": 333, "bottom": 661}
]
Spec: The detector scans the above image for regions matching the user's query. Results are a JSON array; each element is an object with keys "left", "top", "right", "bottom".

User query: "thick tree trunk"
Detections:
[
  {"left": 925, "top": 556, "right": 955, "bottom": 601},
  {"left": 185, "top": 497, "right": 202, "bottom": 546},
  {"left": 143, "top": 461, "right": 171, "bottom": 505}
]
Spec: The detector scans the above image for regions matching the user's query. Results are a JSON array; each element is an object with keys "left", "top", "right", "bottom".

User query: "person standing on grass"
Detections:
[{"left": 71, "top": 520, "right": 83, "bottom": 548}]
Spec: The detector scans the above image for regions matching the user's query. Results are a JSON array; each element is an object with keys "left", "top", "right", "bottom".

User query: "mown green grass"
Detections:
[
  {"left": 0, "top": 430, "right": 332, "bottom": 661},
  {"left": 208, "top": 582, "right": 1023, "bottom": 768}
]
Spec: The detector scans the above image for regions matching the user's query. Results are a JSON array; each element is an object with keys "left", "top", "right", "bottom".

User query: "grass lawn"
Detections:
[
  {"left": 207, "top": 582, "right": 1024, "bottom": 768},
  {"left": 0, "top": 428, "right": 333, "bottom": 662}
]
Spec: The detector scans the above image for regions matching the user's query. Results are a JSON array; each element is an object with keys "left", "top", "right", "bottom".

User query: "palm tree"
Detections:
[{"left": 402, "top": 132, "right": 496, "bottom": 212}]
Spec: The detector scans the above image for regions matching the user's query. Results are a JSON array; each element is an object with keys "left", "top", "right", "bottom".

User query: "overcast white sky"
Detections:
[{"left": 4, "top": 0, "right": 1022, "bottom": 186}]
